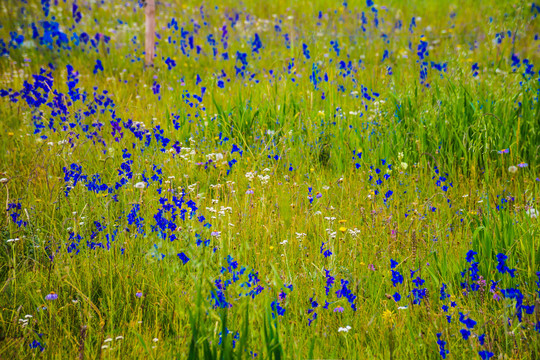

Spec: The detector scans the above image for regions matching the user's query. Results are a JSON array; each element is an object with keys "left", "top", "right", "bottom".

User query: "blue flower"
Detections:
[
  {"left": 436, "top": 333, "right": 449, "bottom": 359},
  {"left": 465, "top": 250, "right": 477, "bottom": 263},
  {"left": 391, "top": 270, "right": 404, "bottom": 287},
  {"left": 93, "top": 59, "right": 104, "bottom": 74},
  {"left": 177, "top": 252, "right": 190, "bottom": 265},
  {"left": 478, "top": 350, "right": 494, "bottom": 359}
]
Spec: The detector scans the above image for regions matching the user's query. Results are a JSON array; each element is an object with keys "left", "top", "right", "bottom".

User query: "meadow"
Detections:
[{"left": 0, "top": 0, "right": 539, "bottom": 358}]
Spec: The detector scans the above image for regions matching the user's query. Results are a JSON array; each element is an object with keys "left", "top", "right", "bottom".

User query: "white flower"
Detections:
[
  {"left": 398, "top": 152, "right": 404, "bottom": 161},
  {"left": 400, "top": 162, "right": 408, "bottom": 170},
  {"left": 508, "top": 166, "right": 518, "bottom": 174},
  {"left": 104, "top": 338, "right": 113, "bottom": 343},
  {"left": 280, "top": 240, "right": 288, "bottom": 245},
  {"left": 134, "top": 182, "right": 146, "bottom": 189},
  {"left": 526, "top": 208, "right": 538, "bottom": 219},
  {"left": 115, "top": 336, "right": 124, "bottom": 340},
  {"left": 0, "top": 178, "right": 8, "bottom": 184},
  {"left": 338, "top": 326, "right": 352, "bottom": 333},
  {"left": 152, "top": 338, "right": 159, "bottom": 343}
]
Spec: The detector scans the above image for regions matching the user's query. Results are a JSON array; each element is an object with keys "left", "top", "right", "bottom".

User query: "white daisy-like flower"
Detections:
[{"left": 508, "top": 166, "right": 518, "bottom": 174}]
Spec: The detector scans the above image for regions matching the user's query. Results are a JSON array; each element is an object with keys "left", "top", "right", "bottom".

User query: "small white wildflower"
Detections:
[
  {"left": 153, "top": 338, "right": 159, "bottom": 343},
  {"left": 508, "top": 166, "right": 518, "bottom": 174},
  {"left": 134, "top": 182, "right": 146, "bottom": 189},
  {"left": 115, "top": 336, "right": 124, "bottom": 340},
  {"left": 104, "top": 338, "right": 113, "bottom": 343},
  {"left": 400, "top": 162, "right": 408, "bottom": 170},
  {"left": 280, "top": 240, "right": 288, "bottom": 245},
  {"left": 338, "top": 326, "right": 352, "bottom": 333},
  {"left": 0, "top": 178, "right": 8, "bottom": 184},
  {"left": 526, "top": 208, "right": 537, "bottom": 219}
]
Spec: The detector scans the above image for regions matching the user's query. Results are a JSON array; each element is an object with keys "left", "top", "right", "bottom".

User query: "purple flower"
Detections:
[
  {"left": 333, "top": 306, "right": 344, "bottom": 313},
  {"left": 136, "top": 290, "right": 143, "bottom": 298},
  {"left": 45, "top": 292, "right": 58, "bottom": 301}
]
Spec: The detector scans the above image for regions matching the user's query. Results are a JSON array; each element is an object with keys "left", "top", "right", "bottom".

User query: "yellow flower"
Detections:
[
  {"left": 338, "top": 219, "right": 347, "bottom": 224},
  {"left": 382, "top": 309, "right": 395, "bottom": 324},
  {"left": 339, "top": 227, "right": 347, "bottom": 233},
  {"left": 269, "top": 246, "right": 274, "bottom": 250},
  {"left": 8, "top": 132, "right": 14, "bottom": 136}
]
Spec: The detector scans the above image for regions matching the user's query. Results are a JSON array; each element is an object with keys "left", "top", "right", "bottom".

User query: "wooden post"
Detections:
[{"left": 144, "top": 0, "right": 156, "bottom": 67}]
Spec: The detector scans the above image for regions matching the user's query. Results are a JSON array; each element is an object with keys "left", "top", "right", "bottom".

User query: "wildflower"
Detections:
[
  {"left": 382, "top": 309, "right": 394, "bottom": 324},
  {"left": 338, "top": 325, "right": 351, "bottom": 332},
  {"left": 526, "top": 208, "right": 537, "bottom": 219},
  {"left": 498, "top": 149, "right": 509, "bottom": 154},
  {"left": 478, "top": 350, "right": 494, "bottom": 359},
  {"left": 436, "top": 333, "right": 449, "bottom": 359},
  {"left": 134, "top": 182, "right": 146, "bottom": 189},
  {"left": 45, "top": 292, "right": 58, "bottom": 301},
  {"left": 508, "top": 166, "right": 518, "bottom": 174},
  {"left": 177, "top": 252, "right": 190, "bottom": 265},
  {"left": 333, "top": 306, "right": 344, "bottom": 313},
  {"left": 135, "top": 290, "right": 143, "bottom": 298},
  {"left": 400, "top": 162, "right": 408, "bottom": 170},
  {"left": 392, "top": 292, "right": 401, "bottom": 302},
  {"left": 460, "top": 328, "right": 471, "bottom": 340},
  {"left": 517, "top": 162, "right": 528, "bottom": 168},
  {"left": 0, "top": 178, "right": 8, "bottom": 184},
  {"left": 339, "top": 226, "right": 347, "bottom": 232},
  {"left": 368, "top": 264, "right": 376, "bottom": 271},
  {"left": 465, "top": 250, "right": 477, "bottom": 263}
]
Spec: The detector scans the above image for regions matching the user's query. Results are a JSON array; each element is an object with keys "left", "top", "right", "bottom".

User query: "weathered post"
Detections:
[{"left": 144, "top": 0, "right": 156, "bottom": 67}]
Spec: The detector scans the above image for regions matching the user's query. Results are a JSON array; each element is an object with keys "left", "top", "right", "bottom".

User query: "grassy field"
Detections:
[{"left": 0, "top": 0, "right": 539, "bottom": 358}]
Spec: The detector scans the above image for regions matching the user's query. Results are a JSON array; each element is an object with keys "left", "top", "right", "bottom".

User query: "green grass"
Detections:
[{"left": 0, "top": 0, "right": 539, "bottom": 359}]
